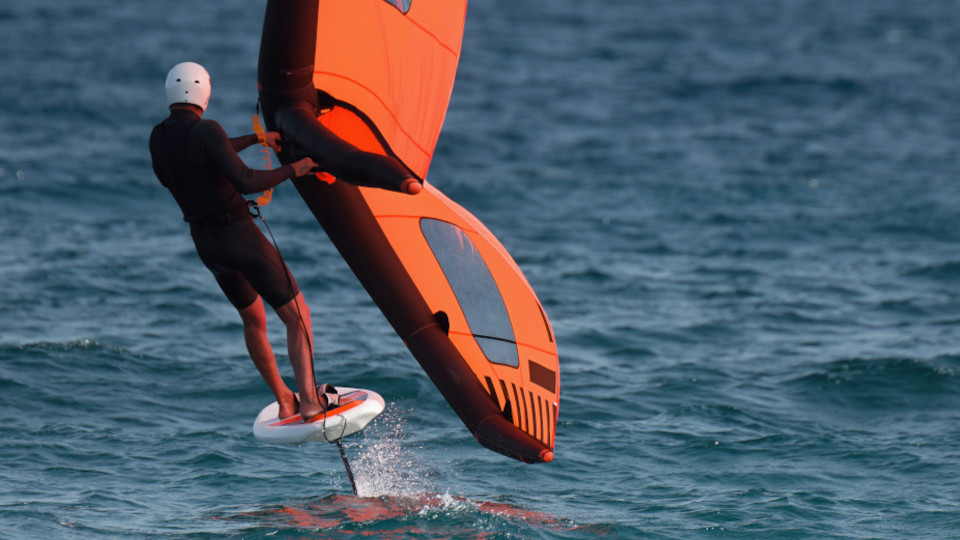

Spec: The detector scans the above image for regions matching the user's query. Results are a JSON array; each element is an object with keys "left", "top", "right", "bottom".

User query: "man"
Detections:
[{"left": 149, "top": 61, "right": 327, "bottom": 421}]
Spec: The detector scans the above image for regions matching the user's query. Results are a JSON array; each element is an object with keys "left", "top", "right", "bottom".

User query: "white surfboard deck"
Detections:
[{"left": 252, "top": 387, "right": 384, "bottom": 444}]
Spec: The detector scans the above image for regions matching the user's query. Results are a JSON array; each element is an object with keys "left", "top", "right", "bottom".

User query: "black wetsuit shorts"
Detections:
[{"left": 190, "top": 213, "right": 299, "bottom": 310}]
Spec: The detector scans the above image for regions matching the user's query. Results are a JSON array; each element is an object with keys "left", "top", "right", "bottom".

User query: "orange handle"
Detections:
[{"left": 251, "top": 114, "right": 274, "bottom": 206}]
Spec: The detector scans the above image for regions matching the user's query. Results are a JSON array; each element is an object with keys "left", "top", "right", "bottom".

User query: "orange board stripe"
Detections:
[{"left": 269, "top": 399, "right": 363, "bottom": 426}]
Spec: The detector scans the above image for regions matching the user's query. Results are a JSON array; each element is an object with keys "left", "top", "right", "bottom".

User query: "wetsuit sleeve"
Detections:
[
  {"left": 229, "top": 134, "right": 259, "bottom": 152},
  {"left": 197, "top": 121, "right": 296, "bottom": 194}
]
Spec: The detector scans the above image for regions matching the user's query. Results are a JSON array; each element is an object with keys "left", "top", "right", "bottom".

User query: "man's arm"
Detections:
[
  {"left": 229, "top": 134, "right": 259, "bottom": 153},
  {"left": 199, "top": 121, "right": 295, "bottom": 194}
]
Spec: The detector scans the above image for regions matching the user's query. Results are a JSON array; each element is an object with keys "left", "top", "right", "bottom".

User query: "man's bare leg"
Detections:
[
  {"left": 239, "top": 297, "right": 299, "bottom": 418},
  {"left": 274, "top": 292, "right": 324, "bottom": 420}
]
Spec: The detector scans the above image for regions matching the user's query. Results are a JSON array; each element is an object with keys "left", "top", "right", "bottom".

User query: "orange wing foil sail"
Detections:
[{"left": 258, "top": 0, "right": 559, "bottom": 463}]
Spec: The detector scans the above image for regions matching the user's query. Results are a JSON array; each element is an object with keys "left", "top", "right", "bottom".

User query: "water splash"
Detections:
[{"left": 349, "top": 406, "right": 433, "bottom": 498}]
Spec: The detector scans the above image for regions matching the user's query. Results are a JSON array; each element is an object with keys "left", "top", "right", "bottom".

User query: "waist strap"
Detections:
[{"left": 193, "top": 204, "right": 251, "bottom": 227}]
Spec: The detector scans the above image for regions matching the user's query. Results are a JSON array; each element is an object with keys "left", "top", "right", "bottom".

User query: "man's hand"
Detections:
[
  {"left": 265, "top": 131, "right": 283, "bottom": 153},
  {"left": 291, "top": 157, "right": 318, "bottom": 177}
]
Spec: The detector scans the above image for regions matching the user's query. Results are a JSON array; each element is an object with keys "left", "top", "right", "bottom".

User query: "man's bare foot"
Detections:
[
  {"left": 300, "top": 394, "right": 328, "bottom": 422},
  {"left": 277, "top": 393, "right": 299, "bottom": 419}
]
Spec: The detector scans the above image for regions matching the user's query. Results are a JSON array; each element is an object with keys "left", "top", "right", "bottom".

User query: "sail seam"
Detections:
[
  {"left": 448, "top": 330, "right": 556, "bottom": 357},
  {"left": 401, "top": 11, "right": 460, "bottom": 57}
]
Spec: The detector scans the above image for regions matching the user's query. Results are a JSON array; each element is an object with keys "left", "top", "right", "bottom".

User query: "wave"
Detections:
[
  {"left": 672, "top": 74, "right": 866, "bottom": 102},
  {"left": 902, "top": 261, "right": 960, "bottom": 282},
  {"left": 783, "top": 356, "right": 960, "bottom": 413}
]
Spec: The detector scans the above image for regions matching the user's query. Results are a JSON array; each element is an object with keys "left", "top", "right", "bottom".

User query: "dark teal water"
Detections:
[{"left": 3, "top": 0, "right": 960, "bottom": 537}]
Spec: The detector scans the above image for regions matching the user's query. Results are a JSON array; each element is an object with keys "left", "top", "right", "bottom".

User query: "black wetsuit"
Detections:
[{"left": 150, "top": 107, "right": 300, "bottom": 310}]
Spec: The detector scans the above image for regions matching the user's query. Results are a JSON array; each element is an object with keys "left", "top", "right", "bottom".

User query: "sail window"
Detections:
[
  {"left": 421, "top": 218, "right": 519, "bottom": 367},
  {"left": 382, "top": 0, "right": 412, "bottom": 14}
]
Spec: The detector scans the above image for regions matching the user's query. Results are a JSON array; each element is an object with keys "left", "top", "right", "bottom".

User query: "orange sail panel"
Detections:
[
  {"left": 312, "top": 1, "right": 465, "bottom": 178},
  {"left": 363, "top": 186, "right": 561, "bottom": 456},
  {"left": 257, "top": 0, "right": 559, "bottom": 463}
]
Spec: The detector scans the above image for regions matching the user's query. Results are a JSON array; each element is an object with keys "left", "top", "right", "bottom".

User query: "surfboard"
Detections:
[{"left": 252, "top": 387, "right": 385, "bottom": 444}]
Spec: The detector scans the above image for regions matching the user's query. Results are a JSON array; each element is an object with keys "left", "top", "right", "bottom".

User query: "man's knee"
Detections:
[{"left": 238, "top": 297, "right": 268, "bottom": 329}]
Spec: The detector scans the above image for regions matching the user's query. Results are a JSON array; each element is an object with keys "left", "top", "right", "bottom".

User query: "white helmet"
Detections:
[{"left": 165, "top": 62, "right": 211, "bottom": 112}]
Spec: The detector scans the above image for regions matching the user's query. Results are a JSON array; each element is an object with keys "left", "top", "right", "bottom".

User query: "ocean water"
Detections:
[{"left": 3, "top": 0, "right": 960, "bottom": 537}]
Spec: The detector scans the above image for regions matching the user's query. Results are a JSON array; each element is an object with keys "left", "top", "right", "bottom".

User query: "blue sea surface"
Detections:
[{"left": 3, "top": 0, "right": 960, "bottom": 537}]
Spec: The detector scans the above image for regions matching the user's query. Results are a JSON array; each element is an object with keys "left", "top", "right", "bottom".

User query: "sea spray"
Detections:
[{"left": 349, "top": 406, "right": 433, "bottom": 498}]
